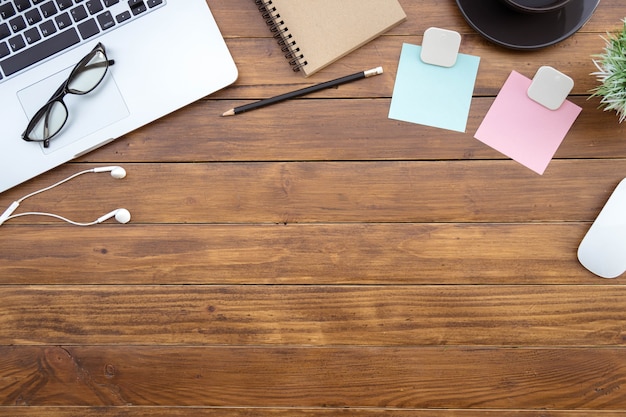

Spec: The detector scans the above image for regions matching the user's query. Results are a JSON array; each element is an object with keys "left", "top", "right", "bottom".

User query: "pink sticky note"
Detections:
[{"left": 475, "top": 71, "right": 582, "bottom": 175}]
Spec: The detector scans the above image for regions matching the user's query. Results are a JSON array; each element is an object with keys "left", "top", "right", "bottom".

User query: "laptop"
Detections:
[{"left": 0, "top": 0, "right": 238, "bottom": 193}]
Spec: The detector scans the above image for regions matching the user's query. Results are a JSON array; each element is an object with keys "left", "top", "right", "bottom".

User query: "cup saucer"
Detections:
[{"left": 456, "top": 0, "right": 600, "bottom": 50}]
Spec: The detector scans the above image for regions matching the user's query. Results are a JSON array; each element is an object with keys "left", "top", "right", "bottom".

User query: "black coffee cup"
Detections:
[{"left": 501, "top": 0, "right": 572, "bottom": 13}]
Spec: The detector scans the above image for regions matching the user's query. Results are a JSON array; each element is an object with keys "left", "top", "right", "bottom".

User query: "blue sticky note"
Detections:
[{"left": 389, "top": 43, "right": 480, "bottom": 133}]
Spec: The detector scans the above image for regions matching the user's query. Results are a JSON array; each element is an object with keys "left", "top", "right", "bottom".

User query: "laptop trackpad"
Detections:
[{"left": 17, "top": 66, "right": 130, "bottom": 155}]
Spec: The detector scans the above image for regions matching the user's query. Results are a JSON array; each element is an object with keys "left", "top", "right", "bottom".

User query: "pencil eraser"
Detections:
[
  {"left": 527, "top": 66, "right": 574, "bottom": 110},
  {"left": 420, "top": 27, "right": 461, "bottom": 68}
]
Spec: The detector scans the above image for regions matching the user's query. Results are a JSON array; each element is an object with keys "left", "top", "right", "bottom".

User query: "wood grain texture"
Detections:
[
  {"left": 0, "top": 161, "right": 624, "bottom": 224},
  {"left": 1, "top": 285, "right": 625, "bottom": 346},
  {"left": 1, "top": 0, "right": 626, "bottom": 415},
  {"left": 71, "top": 97, "right": 626, "bottom": 163},
  {"left": 1, "top": 409, "right": 625, "bottom": 417},
  {"left": 0, "top": 223, "right": 600, "bottom": 284},
  {"left": 1, "top": 346, "right": 626, "bottom": 409}
]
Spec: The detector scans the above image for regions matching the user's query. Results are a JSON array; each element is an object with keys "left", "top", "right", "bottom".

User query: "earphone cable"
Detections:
[
  {"left": 16, "top": 169, "right": 94, "bottom": 204},
  {"left": 5, "top": 211, "right": 98, "bottom": 226}
]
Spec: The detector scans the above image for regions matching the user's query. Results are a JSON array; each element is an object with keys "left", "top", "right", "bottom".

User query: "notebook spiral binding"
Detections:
[{"left": 254, "top": 0, "right": 308, "bottom": 72}]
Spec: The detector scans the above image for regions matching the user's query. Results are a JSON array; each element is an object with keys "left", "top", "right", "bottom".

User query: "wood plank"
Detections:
[
  {"left": 1, "top": 161, "right": 624, "bottom": 224},
  {"left": 212, "top": 34, "right": 607, "bottom": 99},
  {"left": 78, "top": 96, "right": 626, "bottom": 164},
  {"left": 1, "top": 407, "right": 624, "bottom": 417},
  {"left": 1, "top": 346, "right": 626, "bottom": 409},
  {"left": 211, "top": 0, "right": 626, "bottom": 38},
  {"left": 1, "top": 285, "right": 625, "bottom": 346},
  {"left": 0, "top": 223, "right": 605, "bottom": 284}
]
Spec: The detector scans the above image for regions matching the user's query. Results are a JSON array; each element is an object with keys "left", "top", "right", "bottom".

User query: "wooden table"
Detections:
[{"left": 2, "top": 0, "right": 626, "bottom": 415}]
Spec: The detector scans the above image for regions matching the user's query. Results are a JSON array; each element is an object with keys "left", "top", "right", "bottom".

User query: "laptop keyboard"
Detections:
[{"left": 0, "top": 0, "right": 166, "bottom": 82}]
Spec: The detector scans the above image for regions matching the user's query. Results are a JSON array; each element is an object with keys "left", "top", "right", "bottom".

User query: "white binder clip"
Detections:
[
  {"left": 527, "top": 66, "right": 574, "bottom": 110},
  {"left": 420, "top": 27, "right": 461, "bottom": 68}
]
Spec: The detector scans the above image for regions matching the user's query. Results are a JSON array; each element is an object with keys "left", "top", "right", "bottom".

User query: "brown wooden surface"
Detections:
[{"left": 1, "top": 0, "right": 626, "bottom": 415}]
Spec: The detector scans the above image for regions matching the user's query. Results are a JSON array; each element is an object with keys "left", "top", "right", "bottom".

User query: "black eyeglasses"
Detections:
[{"left": 22, "top": 42, "right": 114, "bottom": 148}]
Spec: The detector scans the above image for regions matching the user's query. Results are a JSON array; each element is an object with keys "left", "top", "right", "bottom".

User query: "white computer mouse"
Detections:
[{"left": 577, "top": 178, "right": 626, "bottom": 279}]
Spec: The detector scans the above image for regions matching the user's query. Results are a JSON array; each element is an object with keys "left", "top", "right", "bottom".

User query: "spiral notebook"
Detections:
[{"left": 255, "top": 0, "right": 406, "bottom": 77}]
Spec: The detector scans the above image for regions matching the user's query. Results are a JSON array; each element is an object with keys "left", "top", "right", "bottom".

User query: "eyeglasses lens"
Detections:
[
  {"left": 26, "top": 101, "right": 68, "bottom": 141},
  {"left": 67, "top": 50, "right": 109, "bottom": 94}
]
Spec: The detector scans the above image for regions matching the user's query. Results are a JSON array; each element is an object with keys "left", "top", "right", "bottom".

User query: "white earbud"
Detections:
[
  {"left": 97, "top": 208, "right": 131, "bottom": 224},
  {"left": 92, "top": 166, "right": 126, "bottom": 179},
  {"left": 0, "top": 166, "right": 130, "bottom": 227}
]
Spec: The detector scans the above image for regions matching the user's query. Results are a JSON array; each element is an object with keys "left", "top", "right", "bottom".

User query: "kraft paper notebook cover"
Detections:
[{"left": 255, "top": 0, "right": 407, "bottom": 77}]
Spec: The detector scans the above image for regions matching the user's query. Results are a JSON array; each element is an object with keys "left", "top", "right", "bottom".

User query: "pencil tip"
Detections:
[{"left": 222, "top": 109, "right": 235, "bottom": 117}]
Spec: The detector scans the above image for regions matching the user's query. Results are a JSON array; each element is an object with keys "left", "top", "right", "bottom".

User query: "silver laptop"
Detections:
[{"left": 0, "top": 0, "right": 238, "bottom": 193}]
